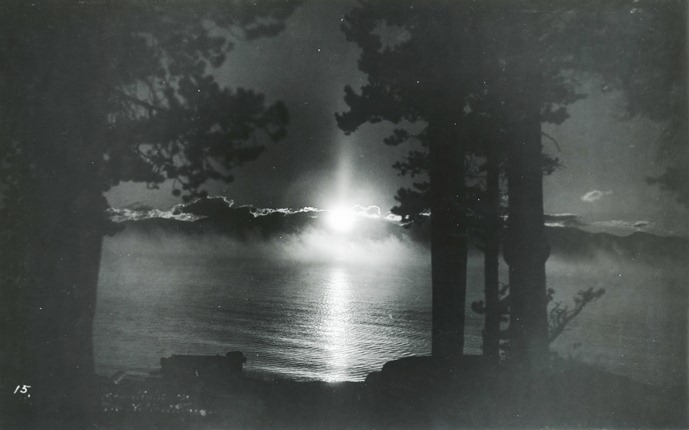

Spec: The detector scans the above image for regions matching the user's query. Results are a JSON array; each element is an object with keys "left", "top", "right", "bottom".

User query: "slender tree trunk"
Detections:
[
  {"left": 483, "top": 135, "right": 501, "bottom": 365},
  {"left": 499, "top": 6, "right": 551, "bottom": 376},
  {"left": 503, "top": 97, "right": 550, "bottom": 375},
  {"left": 429, "top": 112, "right": 467, "bottom": 365}
]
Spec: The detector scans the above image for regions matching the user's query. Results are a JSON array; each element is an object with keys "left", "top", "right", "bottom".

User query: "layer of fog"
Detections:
[{"left": 103, "top": 225, "right": 430, "bottom": 268}]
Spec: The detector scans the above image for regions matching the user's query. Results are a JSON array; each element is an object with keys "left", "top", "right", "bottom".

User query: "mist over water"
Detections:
[
  {"left": 94, "top": 226, "right": 686, "bottom": 386},
  {"left": 546, "top": 252, "right": 687, "bottom": 386}
]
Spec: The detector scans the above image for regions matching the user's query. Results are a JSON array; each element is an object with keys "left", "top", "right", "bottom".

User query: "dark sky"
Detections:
[{"left": 106, "top": 1, "right": 688, "bottom": 236}]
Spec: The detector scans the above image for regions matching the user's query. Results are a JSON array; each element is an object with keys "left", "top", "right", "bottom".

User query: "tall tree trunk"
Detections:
[
  {"left": 500, "top": 5, "right": 550, "bottom": 376},
  {"left": 503, "top": 98, "right": 550, "bottom": 374},
  {"left": 429, "top": 112, "right": 467, "bottom": 365},
  {"left": 482, "top": 135, "right": 502, "bottom": 365}
]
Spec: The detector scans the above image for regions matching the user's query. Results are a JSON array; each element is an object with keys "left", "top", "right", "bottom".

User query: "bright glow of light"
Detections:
[{"left": 325, "top": 206, "right": 356, "bottom": 233}]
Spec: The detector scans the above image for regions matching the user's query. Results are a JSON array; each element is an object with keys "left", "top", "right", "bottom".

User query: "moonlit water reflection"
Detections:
[{"left": 321, "top": 267, "right": 351, "bottom": 382}]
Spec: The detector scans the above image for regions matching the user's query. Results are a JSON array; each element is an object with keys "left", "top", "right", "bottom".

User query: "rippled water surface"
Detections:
[
  {"left": 95, "top": 248, "right": 442, "bottom": 381},
  {"left": 94, "top": 232, "right": 686, "bottom": 385}
]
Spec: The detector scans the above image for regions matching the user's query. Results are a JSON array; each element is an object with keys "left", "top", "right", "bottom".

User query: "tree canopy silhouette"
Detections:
[
  {"left": 337, "top": 0, "right": 685, "bottom": 375},
  {"left": 336, "top": 0, "right": 580, "bottom": 371},
  {"left": 338, "top": 1, "right": 485, "bottom": 364},
  {"left": 0, "top": 1, "right": 299, "bottom": 428}
]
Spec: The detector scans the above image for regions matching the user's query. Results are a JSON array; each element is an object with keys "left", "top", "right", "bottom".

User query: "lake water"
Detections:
[{"left": 94, "top": 230, "right": 687, "bottom": 386}]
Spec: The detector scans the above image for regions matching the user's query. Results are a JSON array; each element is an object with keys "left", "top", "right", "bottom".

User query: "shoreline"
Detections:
[
  {"left": 97, "top": 346, "right": 688, "bottom": 389},
  {"left": 96, "top": 356, "right": 688, "bottom": 429}
]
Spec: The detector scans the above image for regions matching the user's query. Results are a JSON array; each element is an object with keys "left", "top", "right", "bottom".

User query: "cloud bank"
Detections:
[
  {"left": 109, "top": 197, "right": 403, "bottom": 227},
  {"left": 544, "top": 213, "right": 583, "bottom": 228},
  {"left": 581, "top": 190, "right": 613, "bottom": 203},
  {"left": 107, "top": 196, "right": 680, "bottom": 242}
]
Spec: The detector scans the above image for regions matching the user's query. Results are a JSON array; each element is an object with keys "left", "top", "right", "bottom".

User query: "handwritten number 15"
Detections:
[{"left": 14, "top": 385, "right": 30, "bottom": 394}]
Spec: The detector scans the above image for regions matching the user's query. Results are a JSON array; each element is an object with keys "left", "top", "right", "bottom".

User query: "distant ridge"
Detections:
[{"left": 545, "top": 227, "right": 688, "bottom": 264}]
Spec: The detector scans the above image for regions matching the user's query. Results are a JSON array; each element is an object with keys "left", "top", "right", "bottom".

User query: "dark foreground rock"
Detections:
[{"left": 96, "top": 356, "right": 687, "bottom": 429}]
